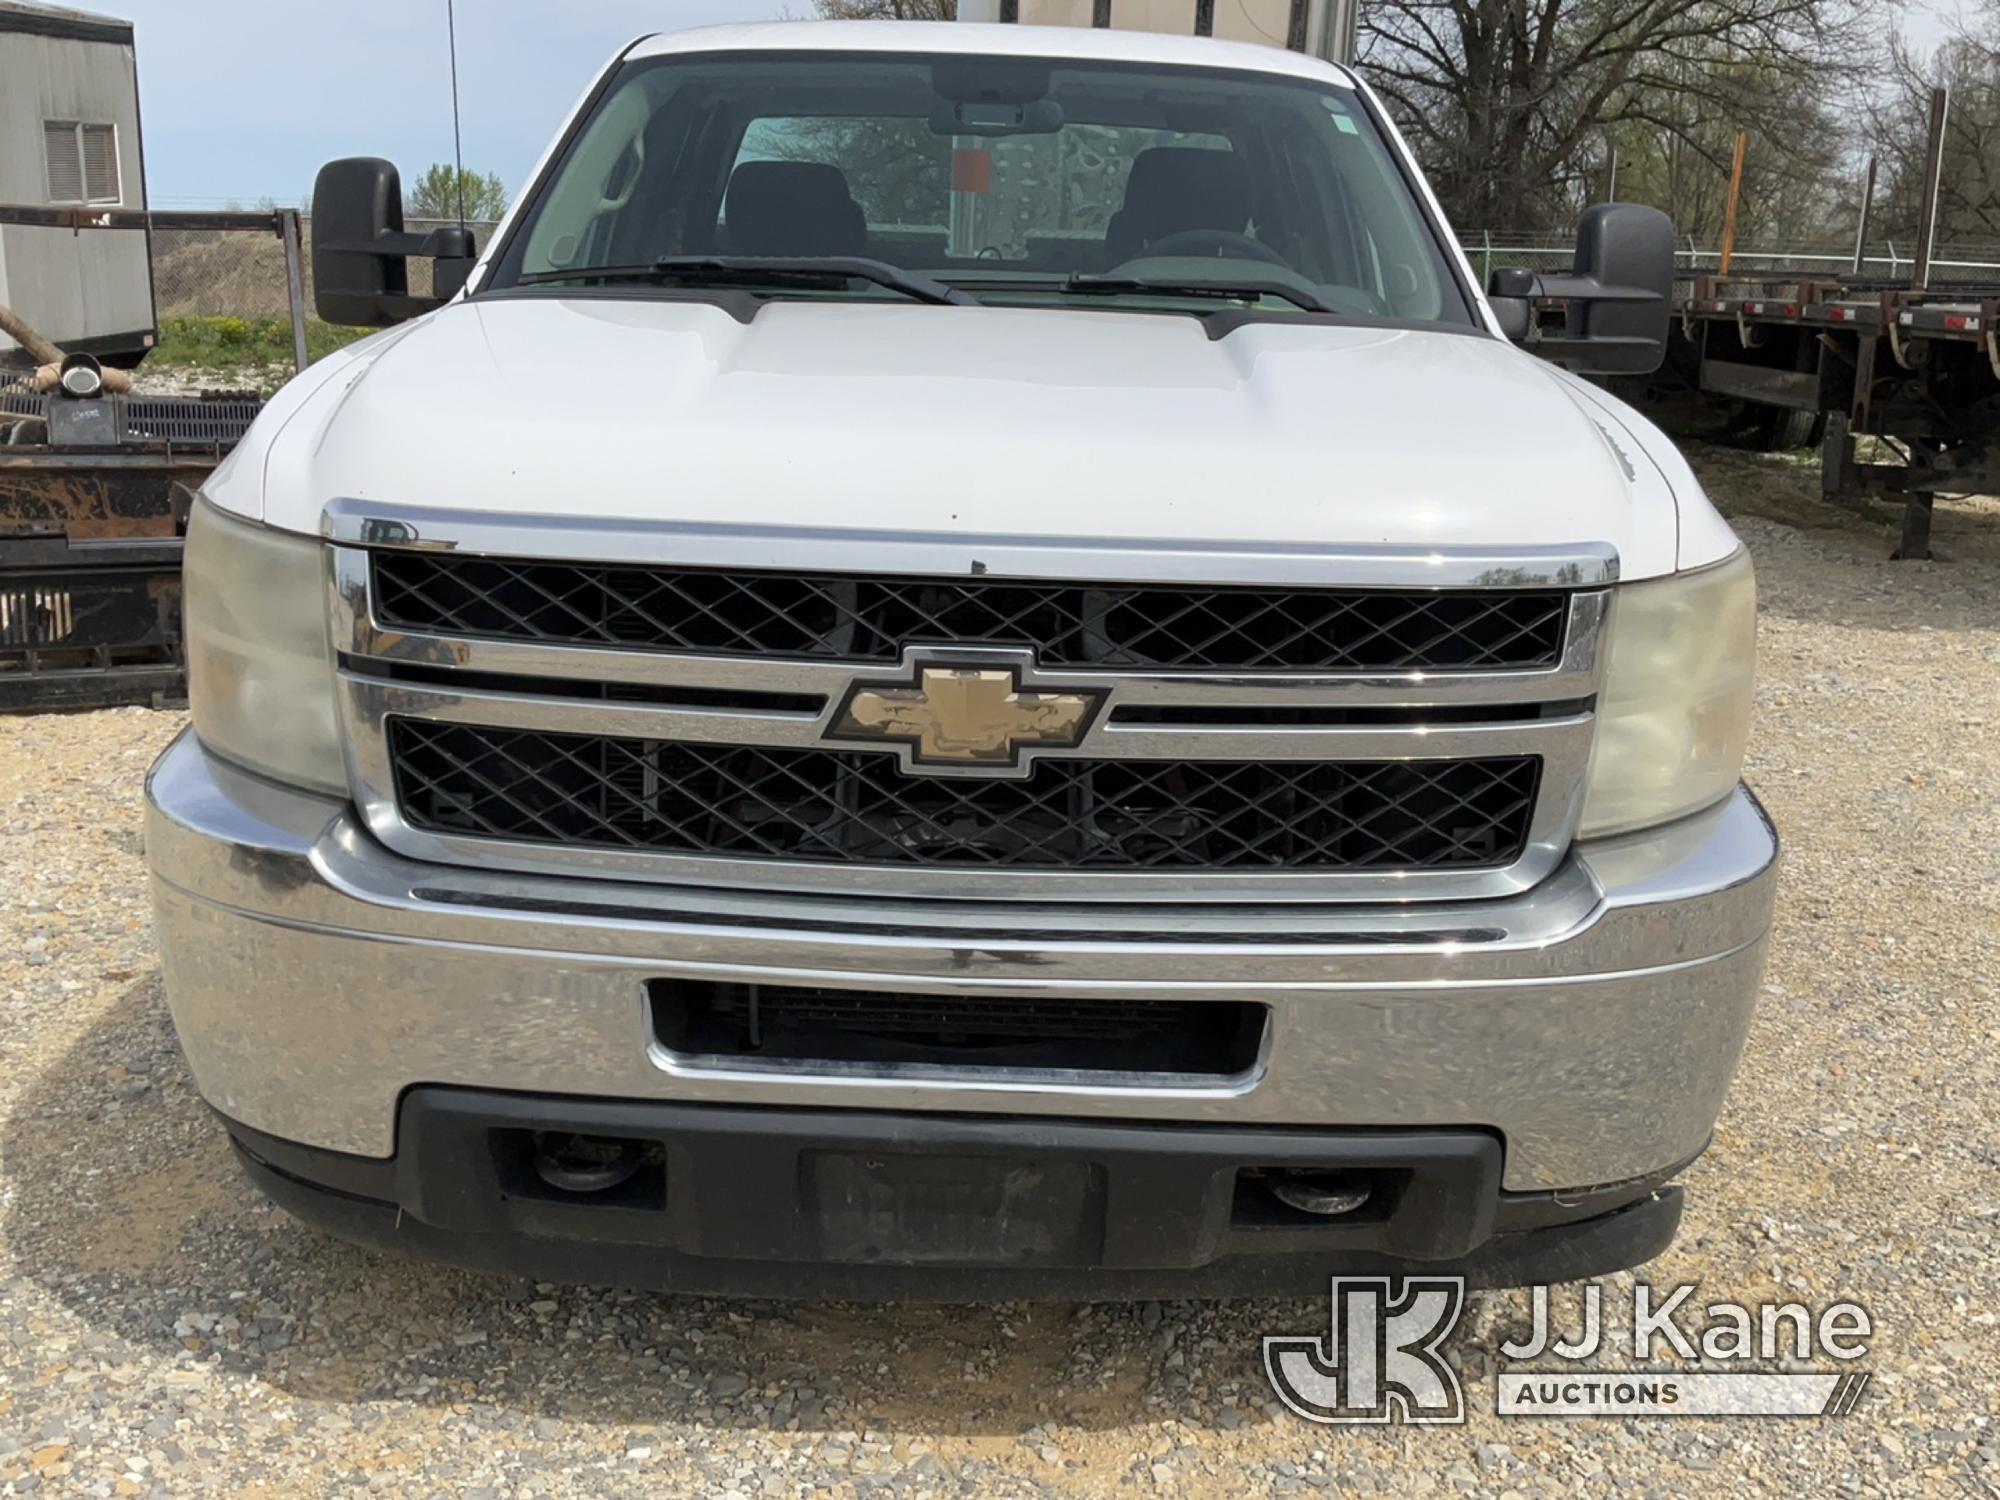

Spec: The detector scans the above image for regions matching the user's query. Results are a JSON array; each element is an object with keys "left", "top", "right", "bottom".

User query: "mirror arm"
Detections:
[
  {"left": 314, "top": 289, "right": 447, "bottom": 319},
  {"left": 1527, "top": 334, "right": 1664, "bottom": 355},
  {"left": 315, "top": 228, "right": 474, "bottom": 260},
  {"left": 1528, "top": 274, "right": 1663, "bottom": 306}
]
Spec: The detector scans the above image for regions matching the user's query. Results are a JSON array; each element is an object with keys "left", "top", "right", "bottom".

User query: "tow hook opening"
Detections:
[
  {"left": 1233, "top": 1167, "right": 1406, "bottom": 1228},
  {"left": 496, "top": 1129, "right": 668, "bottom": 1211},
  {"left": 1270, "top": 1169, "right": 1373, "bottom": 1216},
  {"left": 533, "top": 1131, "right": 645, "bottom": 1193}
]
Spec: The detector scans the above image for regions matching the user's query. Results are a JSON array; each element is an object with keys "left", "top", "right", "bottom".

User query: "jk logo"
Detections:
[{"left": 1263, "top": 1278, "right": 1468, "bottom": 1424}]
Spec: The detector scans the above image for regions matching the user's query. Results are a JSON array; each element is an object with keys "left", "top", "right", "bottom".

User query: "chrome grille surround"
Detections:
[{"left": 325, "top": 500, "right": 1612, "bottom": 905}]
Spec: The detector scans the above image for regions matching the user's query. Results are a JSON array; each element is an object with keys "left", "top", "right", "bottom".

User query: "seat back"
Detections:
[
  {"left": 724, "top": 161, "right": 866, "bottom": 257},
  {"left": 1103, "top": 148, "right": 1251, "bottom": 265}
]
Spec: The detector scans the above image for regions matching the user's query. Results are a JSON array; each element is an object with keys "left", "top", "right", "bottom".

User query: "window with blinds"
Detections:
[{"left": 43, "top": 122, "right": 121, "bottom": 205}]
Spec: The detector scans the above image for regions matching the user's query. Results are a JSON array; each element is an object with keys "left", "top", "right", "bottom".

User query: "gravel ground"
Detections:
[{"left": 1, "top": 450, "right": 1996, "bottom": 1497}]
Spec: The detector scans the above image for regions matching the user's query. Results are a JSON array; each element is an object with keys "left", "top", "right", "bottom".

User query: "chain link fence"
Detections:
[
  {"left": 17, "top": 200, "right": 2000, "bottom": 398},
  {"left": 0, "top": 207, "right": 507, "bottom": 394},
  {"left": 137, "top": 215, "right": 502, "bottom": 392},
  {"left": 149, "top": 216, "right": 502, "bottom": 321}
]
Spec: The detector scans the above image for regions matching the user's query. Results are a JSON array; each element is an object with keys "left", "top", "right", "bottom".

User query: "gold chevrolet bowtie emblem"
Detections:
[{"left": 831, "top": 665, "right": 1101, "bottom": 770}]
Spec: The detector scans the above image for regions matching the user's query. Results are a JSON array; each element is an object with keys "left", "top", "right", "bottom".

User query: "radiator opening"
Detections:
[{"left": 650, "top": 981, "right": 1266, "bottom": 1077}]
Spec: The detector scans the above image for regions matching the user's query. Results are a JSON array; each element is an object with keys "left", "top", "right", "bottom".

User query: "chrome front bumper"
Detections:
[{"left": 145, "top": 729, "right": 1777, "bottom": 1193}]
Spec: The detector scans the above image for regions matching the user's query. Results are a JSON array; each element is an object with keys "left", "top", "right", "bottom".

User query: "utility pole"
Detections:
[
  {"left": 1913, "top": 87, "right": 1949, "bottom": 290},
  {"left": 1718, "top": 131, "right": 1748, "bottom": 276},
  {"left": 1851, "top": 155, "right": 1877, "bottom": 279}
]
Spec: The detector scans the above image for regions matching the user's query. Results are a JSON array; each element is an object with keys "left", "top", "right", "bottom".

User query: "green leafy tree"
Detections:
[{"left": 406, "top": 163, "right": 508, "bottom": 221}]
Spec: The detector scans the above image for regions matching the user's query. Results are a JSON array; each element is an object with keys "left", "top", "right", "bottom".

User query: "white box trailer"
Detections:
[
  {"left": 0, "top": 0, "right": 155, "bottom": 366},
  {"left": 958, "top": 0, "right": 1356, "bottom": 65},
  {"left": 944, "top": 0, "right": 1356, "bottom": 257}
]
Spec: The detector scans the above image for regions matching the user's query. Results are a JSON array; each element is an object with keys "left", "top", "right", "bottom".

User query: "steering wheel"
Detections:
[{"left": 1136, "top": 229, "right": 1291, "bottom": 267}]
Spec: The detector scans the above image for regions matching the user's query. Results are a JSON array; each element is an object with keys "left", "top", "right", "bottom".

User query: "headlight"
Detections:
[
  {"left": 184, "top": 497, "right": 346, "bottom": 795},
  {"left": 1579, "top": 549, "right": 1755, "bottom": 839}
]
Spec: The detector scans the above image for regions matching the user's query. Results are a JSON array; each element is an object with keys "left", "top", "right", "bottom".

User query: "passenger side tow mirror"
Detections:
[
  {"left": 311, "top": 157, "right": 480, "bottom": 327},
  {"left": 1487, "top": 203, "right": 1673, "bottom": 376}
]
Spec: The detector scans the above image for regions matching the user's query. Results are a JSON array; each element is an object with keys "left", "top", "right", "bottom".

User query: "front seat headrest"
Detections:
[
  {"left": 724, "top": 161, "right": 866, "bottom": 258},
  {"left": 1104, "top": 147, "right": 1251, "bottom": 265}
]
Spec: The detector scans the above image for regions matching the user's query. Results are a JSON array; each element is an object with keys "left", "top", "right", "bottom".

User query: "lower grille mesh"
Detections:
[{"left": 389, "top": 719, "right": 1539, "bottom": 873}]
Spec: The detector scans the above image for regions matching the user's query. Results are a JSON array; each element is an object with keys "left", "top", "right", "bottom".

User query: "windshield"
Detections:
[{"left": 489, "top": 50, "right": 1471, "bottom": 325}]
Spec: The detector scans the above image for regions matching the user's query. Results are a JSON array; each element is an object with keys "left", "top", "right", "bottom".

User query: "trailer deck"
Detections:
[{"left": 1659, "top": 273, "right": 2000, "bottom": 557}]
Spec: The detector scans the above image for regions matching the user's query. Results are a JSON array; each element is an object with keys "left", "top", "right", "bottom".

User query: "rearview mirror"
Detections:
[
  {"left": 927, "top": 99, "right": 1064, "bottom": 136},
  {"left": 311, "top": 157, "right": 480, "bottom": 327},
  {"left": 1487, "top": 203, "right": 1673, "bottom": 375}
]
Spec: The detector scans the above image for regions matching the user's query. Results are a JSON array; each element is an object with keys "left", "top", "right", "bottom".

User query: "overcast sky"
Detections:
[
  {"left": 119, "top": 0, "right": 790, "bottom": 207},
  {"left": 105, "top": 0, "right": 1954, "bottom": 207}
]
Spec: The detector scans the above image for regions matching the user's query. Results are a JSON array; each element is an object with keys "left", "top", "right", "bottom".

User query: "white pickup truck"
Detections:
[{"left": 145, "top": 19, "right": 1774, "bottom": 1297}]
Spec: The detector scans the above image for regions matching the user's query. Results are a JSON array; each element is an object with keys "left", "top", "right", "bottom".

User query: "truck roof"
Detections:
[
  {"left": 626, "top": 19, "right": 1358, "bottom": 89},
  {"left": 0, "top": 0, "right": 134, "bottom": 39}
]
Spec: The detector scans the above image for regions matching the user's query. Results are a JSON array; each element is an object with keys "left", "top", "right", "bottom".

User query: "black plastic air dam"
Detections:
[{"left": 221, "top": 1091, "right": 1688, "bottom": 1300}]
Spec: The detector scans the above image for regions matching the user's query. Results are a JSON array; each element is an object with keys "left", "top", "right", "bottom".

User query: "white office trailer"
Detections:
[
  {"left": 0, "top": 0, "right": 154, "bottom": 364},
  {"left": 956, "top": 0, "right": 1357, "bottom": 65}
]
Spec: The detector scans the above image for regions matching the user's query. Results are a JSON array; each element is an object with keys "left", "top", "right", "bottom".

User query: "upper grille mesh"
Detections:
[
  {"left": 389, "top": 719, "right": 1540, "bottom": 873},
  {"left": 371, "top": 553, "right": 1568, "bottom": 673}
]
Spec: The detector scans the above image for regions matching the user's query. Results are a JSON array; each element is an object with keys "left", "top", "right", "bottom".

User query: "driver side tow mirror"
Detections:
[
  {"left": 1486, "top": 203, "right": 1673, "bottom": 376},
  {"left": 312, "top": 157, "right": 480, "bottom": 327}
]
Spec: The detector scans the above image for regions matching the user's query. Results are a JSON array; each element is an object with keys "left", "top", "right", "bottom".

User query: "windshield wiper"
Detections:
[
  {"left": 1058, "top": 274, "right": 1338, "bottom": 315},
  {"left": 518, "top": 255, "right": 977, "bottom": 307}
]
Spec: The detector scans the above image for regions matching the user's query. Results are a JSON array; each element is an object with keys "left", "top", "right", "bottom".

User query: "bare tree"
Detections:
[
  {"left": 1600, "top": 47, "right": 1851, "bottom": 243},
  {"left": 1358, "top": 0, "right": 1870, "bottom": 235},
  {"left": 764, "top": 116, "right": 953, "bottom": 225},
  {"left": 1869, "top": 16, "right": 2000, "bottom": 251},
  {"left": 814, "top": 0, "right": 956, "bottom": 17},
  {"left": 808, "top": 0, "right": 1865, "bottom": 242}
]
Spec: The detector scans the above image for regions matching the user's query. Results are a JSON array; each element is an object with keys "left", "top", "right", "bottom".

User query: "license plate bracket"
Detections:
[{"left": 804, "top": 1151, "right": 1104, "bottom": 1267}]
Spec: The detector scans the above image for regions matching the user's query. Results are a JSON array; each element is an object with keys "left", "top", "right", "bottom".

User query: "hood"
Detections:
[{"left": 213, "top": 295, "right": 1687, "bottom": 579}]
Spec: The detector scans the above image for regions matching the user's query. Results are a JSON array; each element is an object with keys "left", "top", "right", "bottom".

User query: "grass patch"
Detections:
[
  {"left": 149, "top": 315, "right": 367, "bottom": 377},
  {"left": 1682, "top": 442, "right": 1903, "bottom": 533}
]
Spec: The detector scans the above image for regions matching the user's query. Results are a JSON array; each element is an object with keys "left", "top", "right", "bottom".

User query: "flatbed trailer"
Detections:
[
  {"left": 1640, "top": 84, "right": 2000, "bottom": 557},
  {"left": 0, "top": 202, "right": 299, "bottom": 710},
  {"left": 1666, "top": 274, "right": 2000, "bottom": 557},
  {"left": 0, "top": 388, "right": 259, "bottom": 711}
]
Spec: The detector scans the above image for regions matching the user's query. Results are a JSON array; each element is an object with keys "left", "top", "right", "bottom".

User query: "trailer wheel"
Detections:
[{"left": 1745, "top": 406, "right": 1821, "bottom": 452}]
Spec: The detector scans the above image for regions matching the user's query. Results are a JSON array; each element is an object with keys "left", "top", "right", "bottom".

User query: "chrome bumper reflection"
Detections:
[{"left": 145, "top": 729, "right": 1777, "bottom": 1192}]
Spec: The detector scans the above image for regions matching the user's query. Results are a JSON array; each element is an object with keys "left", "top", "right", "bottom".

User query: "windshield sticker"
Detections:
[{"left": 1323, "top": 100, "right": 1360, "bottom": 135}]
